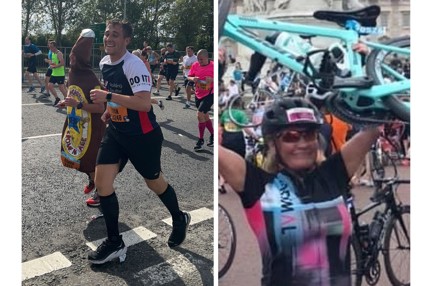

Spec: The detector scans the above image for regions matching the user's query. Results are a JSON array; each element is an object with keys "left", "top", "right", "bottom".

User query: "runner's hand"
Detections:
[
  {"left": 101, "top": 110, "right": 111, "bottom": 123},
  {"left": 90, "top": 89, "right": 108, "bottom": 103}
]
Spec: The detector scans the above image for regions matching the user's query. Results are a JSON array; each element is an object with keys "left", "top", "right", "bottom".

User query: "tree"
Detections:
[
  {"left": 22, "top": 0, "right": 42, "bottom": 38},
  {"left": 163, "top": 0, "right": 214, "bottom": 52},
  {"left": 43, "top": 0, "right": 85, "bottom": 46}
]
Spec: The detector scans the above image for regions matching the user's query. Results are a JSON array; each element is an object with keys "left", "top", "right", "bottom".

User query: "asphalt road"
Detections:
[
  {"left": 219, "top": 165, "right": 410, "bottom": 286},
  {"left": 21, "top": 83, "right": 215, "bottom": 286}
]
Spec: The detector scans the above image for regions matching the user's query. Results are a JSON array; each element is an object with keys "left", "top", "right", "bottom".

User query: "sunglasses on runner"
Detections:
[{"left": 277, "top": 129, "right": 318, "bottom": 143}]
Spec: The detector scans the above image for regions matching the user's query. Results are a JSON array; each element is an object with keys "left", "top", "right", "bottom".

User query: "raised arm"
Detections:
[
  {"left": 341, "top": 126, "right": 381, "bottom": 178},
  {"left": 219, "top": 127, "right": 247, "bottom": 192}
]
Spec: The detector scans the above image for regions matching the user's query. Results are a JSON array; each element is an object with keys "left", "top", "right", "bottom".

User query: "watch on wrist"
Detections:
[
  {"left": 76, "top": 102, "right": 83, "bottom": 109},
  {"left": 106, "top": 92, "right": 112, "bottom": 102}
]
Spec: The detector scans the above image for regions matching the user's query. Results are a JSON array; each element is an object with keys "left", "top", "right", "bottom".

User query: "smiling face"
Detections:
[
  {"left": 103, "top": 23, "right": 131, "bottom": 61},
  {"left": 270, "top": 126, "right": 319, "bottom": 171}
]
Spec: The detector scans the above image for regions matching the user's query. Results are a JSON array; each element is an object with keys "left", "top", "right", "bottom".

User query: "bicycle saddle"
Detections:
[{"left": 313, "top": 5, "right": 381, "bottom": 28}]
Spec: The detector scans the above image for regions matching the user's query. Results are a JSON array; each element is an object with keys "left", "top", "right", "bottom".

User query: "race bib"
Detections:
[
  {"left": 197, "top": 80, "right": 210, "bottom": 90},
  {"left": 108, "top": 102, "right": 130, "bottom": 122}
]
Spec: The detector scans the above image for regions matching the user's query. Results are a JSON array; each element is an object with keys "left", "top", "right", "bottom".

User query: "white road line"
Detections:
[
  {"left": 86, "top": 226, "right": 157, "bottom": 251},
  {"left": 22, "top": 133, "right": 62, "bottom": 140},
  {"left": 133, "top": 253, "right": 207, "bottom": 285},
  {"left": 22, "top": 103, "right": 50, "bottom": 106},
  {"left": 22, "top": 251, "right": 72, "bottom": 281},
  {"left": 162, "top": 207, "right": 213, "bottom": 226}
]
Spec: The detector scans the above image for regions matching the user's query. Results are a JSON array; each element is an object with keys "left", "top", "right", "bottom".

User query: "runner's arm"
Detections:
[{"left": 90, "top": 89, "right": 152, "bottom": 112}]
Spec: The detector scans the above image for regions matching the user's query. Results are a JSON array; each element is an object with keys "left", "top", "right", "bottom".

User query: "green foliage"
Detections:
[{"left": 22, "top": 0, "right": 213, "bottom": 52}]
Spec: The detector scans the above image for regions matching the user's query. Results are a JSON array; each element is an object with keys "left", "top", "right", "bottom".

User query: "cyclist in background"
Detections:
[{"left": 219, "top": 97, "right": 381, "bottom": 285}]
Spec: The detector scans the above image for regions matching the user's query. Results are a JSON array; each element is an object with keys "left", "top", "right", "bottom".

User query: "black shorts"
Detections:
[
  {"left": 49, "top": 76, "right": 65, "bottom": 85},
  {"left": 165, "top": 67, "right": 178, "bottom": 81},
  {"left": 45, "top": 68, "right": 52, "bottom": 77},
  {"left": 150, "top": 64, "right": 158, "bottom": 73},
  {"left": 159, "top": 69, "right": 166, "bottom": 76},
  {"left": 96, "top": 125, "right": 164, "bottom": 180},
  {"left": 27, "top": 62, "right": 37, "bottom": 73},
  {"left": 184, "top": 78, "right": 195, "bottom": 88},
  {"left": 195, "top": 93, "right": 214, "bottom": 114}
]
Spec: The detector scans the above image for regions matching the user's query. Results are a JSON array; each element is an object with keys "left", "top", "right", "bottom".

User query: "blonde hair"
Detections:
[{"left": 132, "top": 49, "right": 142, "bottom": 57}]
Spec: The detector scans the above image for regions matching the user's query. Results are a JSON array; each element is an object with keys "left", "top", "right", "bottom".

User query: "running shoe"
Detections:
[
  {"left": 88, "top": 236, "right": 127, "bottom": 264},
  {"left": 40, "top": 86, "right": 45, "bottom": 93},
  {"left": 153, "top": 91, "right": 160, "bottom": 95},
  {"left": 84, "top": 180, "right": 95, "bottom": 194},
  {"left": 27, "top": 86, "right": 35, "bottom": 93},
  {"left": 166, "top": 95, "right": 173, "bottom": 100},
  {"left": 158, "top": 100, "right": 165, "bottom": 110},
  {"left": 175, "top": 87, "right": 181, "bottom": 96},
  {"left": 53, "top": 97, "right": 60, "bottom": 106},
  {"left": 194, "top": 139, "right": 204, "bottom": 151},
  {"left": 207, "top": 134, "right": 214, "bottom": 147},
  {"left": 86, "top": 190, "right": 100, "bottom": 207},
  {"left": 183, "top": 102, "right": 191, "bottom": 109},
  {"left": 168, "top": 212, "right": 191, "bottom": 248}
]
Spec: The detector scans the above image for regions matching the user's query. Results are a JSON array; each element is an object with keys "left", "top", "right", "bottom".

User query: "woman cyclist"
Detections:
[{"left": 219, "top": 97, "right": 380, "bottom": 285}]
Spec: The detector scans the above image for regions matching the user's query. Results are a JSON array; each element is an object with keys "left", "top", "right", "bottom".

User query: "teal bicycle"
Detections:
[{"left": 219, "top": 1, "right": 410, "bottom": 125}]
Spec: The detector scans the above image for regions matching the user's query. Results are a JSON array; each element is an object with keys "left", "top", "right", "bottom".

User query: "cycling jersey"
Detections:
[
  {"left": 242, "top": 152, "right": 352, "bottom": 286},
  {"left": 100, "top": 52, "right": 158, "bottom": 135}
]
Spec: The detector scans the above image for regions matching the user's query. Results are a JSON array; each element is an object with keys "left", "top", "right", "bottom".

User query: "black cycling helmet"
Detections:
[{"left": 261, "top": 97, "right": 323, "bottom": 137}]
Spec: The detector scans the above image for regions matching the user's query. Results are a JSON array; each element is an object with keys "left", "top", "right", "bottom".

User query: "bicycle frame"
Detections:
[
  {"left": 348, "top": 179, "right": 410, "bottom": 283},
  {"left": 223, "top": 15, "right": 410, "bottom": 111}
]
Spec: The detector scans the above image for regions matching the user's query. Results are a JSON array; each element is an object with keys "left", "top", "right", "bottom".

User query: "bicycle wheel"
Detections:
[
  {"left": 218, "top": 0, "right": 232, "bottom": 38},
  {"left": 383, "top": 205, "right": 410, "bottom": 286},
  {"left": 218, "top": 204, "right": 236, "bottom": 278},
  {"left": 366, "top": 36, "right": 410, "bottom": 122},
  {"left": 350, "top": 236, "right": 363, "bottom": 286},
  {"left": 227, "top": 89, "right": 275, "bottom": 128}
]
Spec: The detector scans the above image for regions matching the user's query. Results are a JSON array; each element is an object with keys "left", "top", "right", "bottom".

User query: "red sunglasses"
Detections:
[{"left": 277, "top": 129, "right": 318, "bottom": 143}]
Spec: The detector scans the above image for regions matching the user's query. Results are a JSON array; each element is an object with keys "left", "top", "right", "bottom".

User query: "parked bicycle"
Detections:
[
  {"left": 348, "top": 170, "right": 410, "bottom": 285},
  {"left": 219, "top": 0, "right": 410, "bottom": 126}
]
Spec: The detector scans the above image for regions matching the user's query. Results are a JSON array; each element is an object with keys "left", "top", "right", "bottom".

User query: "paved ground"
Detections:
[{"left": 21, "top": 82, "right": 215, "bottom": 286}]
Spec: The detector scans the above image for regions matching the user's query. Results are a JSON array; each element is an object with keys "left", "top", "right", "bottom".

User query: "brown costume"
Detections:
[{"left": 60, "top": 29, "right": 105, "bottom": 173}]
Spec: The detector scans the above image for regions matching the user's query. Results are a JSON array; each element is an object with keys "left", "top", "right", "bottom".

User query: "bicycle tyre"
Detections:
[
  {"left": 218, "top": 204, "right": 236, "bottom": 278},
  {"left": 365, "top": 36, "right": 410, "bottom": 122},
  {"left": 218, "top": 0, "right": 232, "bottom": 38},
  {"left": 350, "top": 236, "right": 364, "bottom": 286},
  {"left": 227, "top": 89, "right": 276, "bottom": 128},
  {"left": 383, "top": 205, "right": 410, "bottom": 286}
]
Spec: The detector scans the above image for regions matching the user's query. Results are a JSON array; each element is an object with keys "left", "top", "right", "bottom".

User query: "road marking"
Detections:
[
  {"left": 162, "top": 207, "right": 213, "bottom": 226},
  {"left": 22, "top": 251, "right": 72, "bottom": 281},
  {"left": 86, "top": 226, "right": 157, "bottom": 251},
  {"left": 133, "top": 253, "right": 207, "bottom": 285},
  {"left": 22, "top": 103, "right": 51, "bottom": 106},
  {"left": 22, "top": 133, "right": 62, "bottom": 140}
]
